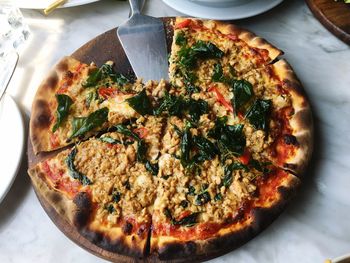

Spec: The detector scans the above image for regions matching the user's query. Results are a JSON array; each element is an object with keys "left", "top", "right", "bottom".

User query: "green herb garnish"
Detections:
[
  {"left": 126, "top": 89, "right": 153, "bottom": 116},
  {"left": 66, "top": 148, "right": 92, "bottom": 185},
  {"left": 164, "top": 208, "right": 200, "bottom": 227},
  {"left": 70, "top": 107, "right": 109, "bottom": 138},
  {"left": 52, "top": 94, "right": 73, "bottom": 132},
  {"left": 245, "top": 99, "right": 272, "bottom": 130},
  {"left": 145, "top": 161, "right": 159, "bottom": 176},
  {"left": 175, "top": 31, "right": 187, "bottom": 46},
  {"left": 231, "top": 80, "right": 254, "bottom": 116}
]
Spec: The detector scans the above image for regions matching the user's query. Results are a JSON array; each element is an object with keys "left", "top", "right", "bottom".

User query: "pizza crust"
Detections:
[
  {"left": 28, "top": 162, "right": 78, "bottom": 223},
  {"left": 272, "top": 59, "right": 314, "bottom": 176},
  {"left": 30, "top": 56, "right": 83, "bottom": 154}
]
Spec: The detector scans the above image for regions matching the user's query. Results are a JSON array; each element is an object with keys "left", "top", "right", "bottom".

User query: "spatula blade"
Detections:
[{"left": 117, "top": 15, "right": 169, "bottom": 81}]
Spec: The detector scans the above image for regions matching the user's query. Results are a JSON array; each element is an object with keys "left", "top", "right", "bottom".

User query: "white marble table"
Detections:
[{"left": 1, "top": 0, "right": 349, "bottom": 262}]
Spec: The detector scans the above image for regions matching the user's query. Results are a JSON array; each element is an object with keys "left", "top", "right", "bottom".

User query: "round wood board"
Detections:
[
  {"left": 26, "top": 17, "right": 305, "bottom": 263},
  {"left": 306, "top": 0, "right": 350, "bottom": 45},
  {"left": 27, "top": 17, "right": 175, "bottom": 263}
]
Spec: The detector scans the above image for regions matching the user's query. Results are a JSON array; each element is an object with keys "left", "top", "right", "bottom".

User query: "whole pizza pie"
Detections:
[{"left": 28, "top": 18, "right": 313, "bottom": 262}]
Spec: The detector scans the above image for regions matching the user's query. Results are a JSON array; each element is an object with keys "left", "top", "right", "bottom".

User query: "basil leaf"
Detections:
[
  {"left": 187, "top": 99, "right": 208, "bottom": 123},
  {"left": 114, "top": 124, "right": 140, "bottom": 141},
  {"left": 187, "top": 186, "right": 196, "bottom": 196},
  {"left": 52, "top": 94, "right": 73, "bottom": 132},
  {"left": 70, "top": 107, "right": 109, "bottom": 138},
  {"left": 99, "top": 136, "right": 121, "bottom": 145},
  {"left": 231, "top": 80, "right": 254, "bottom": 116},
  {"left": 164, "top": 208, "right": 172, "bottom": 219},
  {"left": 173, "top": 212, "right": 200, "bottom": 227},
  {"left": 154, "top": 92, "right": 186, "bottom": 117},
  {"left": 175, "top": 31, "right": 187, "bottom": 46},
  {"left": 85, "top": 90, "right": 99, "bottom": 108},
  {"left": 83, "top": 68, "right": 102, "bottom": 88},
  {"left": 155, "top": 92, "right": 208, "bottom": 123},
  {"left": 176, "top": 40, "right": 223, "bottom": 95},
  {"left": 126, "top": 89, "right": 153, "bottom": 116},
  {"left": 106, "top": 204, "right": 115, "bottom": 213},
  {"left": 183, "top": 71, "right": 200, "bottom": 94},
  {"left": 212, "top": 63, "right": 224, "bottom": 82},
  {"left": 180, "top": 127, "right": 192, "bottom": 167},
  {"left": 195, "top": 191, "right": 211, "bottom": 206},
  {"left": 214, "top": 193, "right": 222, "bottom": 201},
  {"left": 245, "top": 99, "right": 272, "bottom": 130},
  {"left": 222, "top": 162, "right": 248, "bottom": 188},
  {"left": 218, "top": 124, "right": 246, "bottom": 157},
  {"left": 249, "top": 159, "right": 271, "bottom": 175},
  {"left": 180, "top": 200, "right": 188, "bottom": 208},
  {"left": 112, "top": 190, "right": 121, "bottom": 203},
  {"left": 191, "top": 40, "right": 224, "bottom": 59},
  {"left": 112, "top": 73, "right": 130, "bottom": 86},
  {"left": 114, "top": 124, "right": 148, "bottom": 164},
  {"left": 165, "top": 209, "right": 200, "bottom": 227},
  {"left": 83, "top": 63, "right": 130, "bottom": 88},
  {"left": 193, "top": 136, "right": 218, "bottom": 162},
  {"left": 66, "top": 148, "right": 92, "bottom": 185},
  {"left": 145, "top": 161, "right": 159, "bottom": 176},
  {"left": 208, "top": 116, "right": 228, "bottom": 139}
]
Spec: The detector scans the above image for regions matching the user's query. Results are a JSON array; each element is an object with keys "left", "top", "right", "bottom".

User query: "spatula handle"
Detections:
[{"left": 129, "top": 0, "right": 143, "bottom": 16}]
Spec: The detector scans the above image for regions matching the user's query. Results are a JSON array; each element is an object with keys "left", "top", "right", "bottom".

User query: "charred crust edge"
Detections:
[
  {"left": 73, "top": 192, "right": 93, "bottom": 229},
  {"left": 79, "top": 228, "right": 145, "bottom": 258}
]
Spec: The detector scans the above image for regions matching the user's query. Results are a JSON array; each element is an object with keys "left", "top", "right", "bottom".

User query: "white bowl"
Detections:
[{"left": 189, "top": 0, "right": 253, "bottom": 7}]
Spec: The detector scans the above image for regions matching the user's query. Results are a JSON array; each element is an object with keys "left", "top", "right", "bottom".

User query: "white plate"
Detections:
[
  {"left": 15, "top": 0, "right": 100, "bottom": 9},
  {"left": 162, "top": 0, "right": 284, "bottom": 20},
  {"left": 0, "top": 94, "right": 24, "bottom": 204}
]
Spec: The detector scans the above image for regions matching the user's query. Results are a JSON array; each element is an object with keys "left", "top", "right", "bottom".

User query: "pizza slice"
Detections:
[
  {"left": 169, "top": 18, "right": 282, "bottom": 95},
  {"left": 28, "top": 115, "right": 165, "bottom": 258},
  {"left": 234, "top": 59, "right": 313, "bottom": 175},
  {"left": 151, "top": 152, "right": 299, "bottom": 260},
  {"left": 30, "top": 56, "right": 167, "bottom": 154}
]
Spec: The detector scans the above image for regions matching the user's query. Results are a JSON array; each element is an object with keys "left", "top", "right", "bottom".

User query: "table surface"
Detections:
[{"left": 1, "top": 0, "right": 350, "bottom": 262}]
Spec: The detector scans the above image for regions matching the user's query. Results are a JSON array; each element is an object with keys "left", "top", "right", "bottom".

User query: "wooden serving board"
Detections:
[
  {"left": 27, "top": 17, "right": 175, "bottom": 263},
  {"left": 306, "top": 0, "right": 350, "bottom": 45}
]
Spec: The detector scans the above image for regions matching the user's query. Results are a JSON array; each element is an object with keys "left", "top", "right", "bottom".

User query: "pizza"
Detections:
[{"left": 28, "top": 18, "right": 313, "bottom": 262}]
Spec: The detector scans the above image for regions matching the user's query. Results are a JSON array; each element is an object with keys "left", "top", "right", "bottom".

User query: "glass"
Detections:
[{"left": 0, "top": 2, "right": 30, "bottom": 58}]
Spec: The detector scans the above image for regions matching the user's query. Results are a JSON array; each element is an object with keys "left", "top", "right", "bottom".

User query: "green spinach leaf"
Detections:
[
  {"left": 66, "top": 148, "right": 92, "bottom": 185},
  {"left": 70, "top": 107, "right": 109, "bottom": 138},
  {"left": 126, "top": 89, "right": 153, "bottom": 116},
  {"left": 175, "top": 31, "right": 187, "bottom": 46},
  {"left": 52, "top": 94, "right": 73, "bottom": 132},
  {"left": 145, "top": 161, "right": 159, "bottom": 176},
  {"left": 245, "top": 99, "right": 271, "bottom": 130},
  {"left": 164, "top": 208, "right": 200, "bottom": 227},
  {"left": 187, "top": 99, "right": 208, "bottom": 123},
  {"left": 112, "top": 190, "right": 121, "bottom": 203},
  {"left": 212, "top": 63, "right": 224, "bottom": 82},
  {"left": 231, "top": 80, "right": 254, "bottom": 116},
  {"left": 195, "top": 191, "right": 211, "bottom": 206},
  {"left": 114, "top": 124, "right": 139, "bottom": 141},
  {"left": 191, "top": 40, "right": 224, "bottom": 59},
  {"left": 192, "top": 135, "right": 218, "bottom": 162}
]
